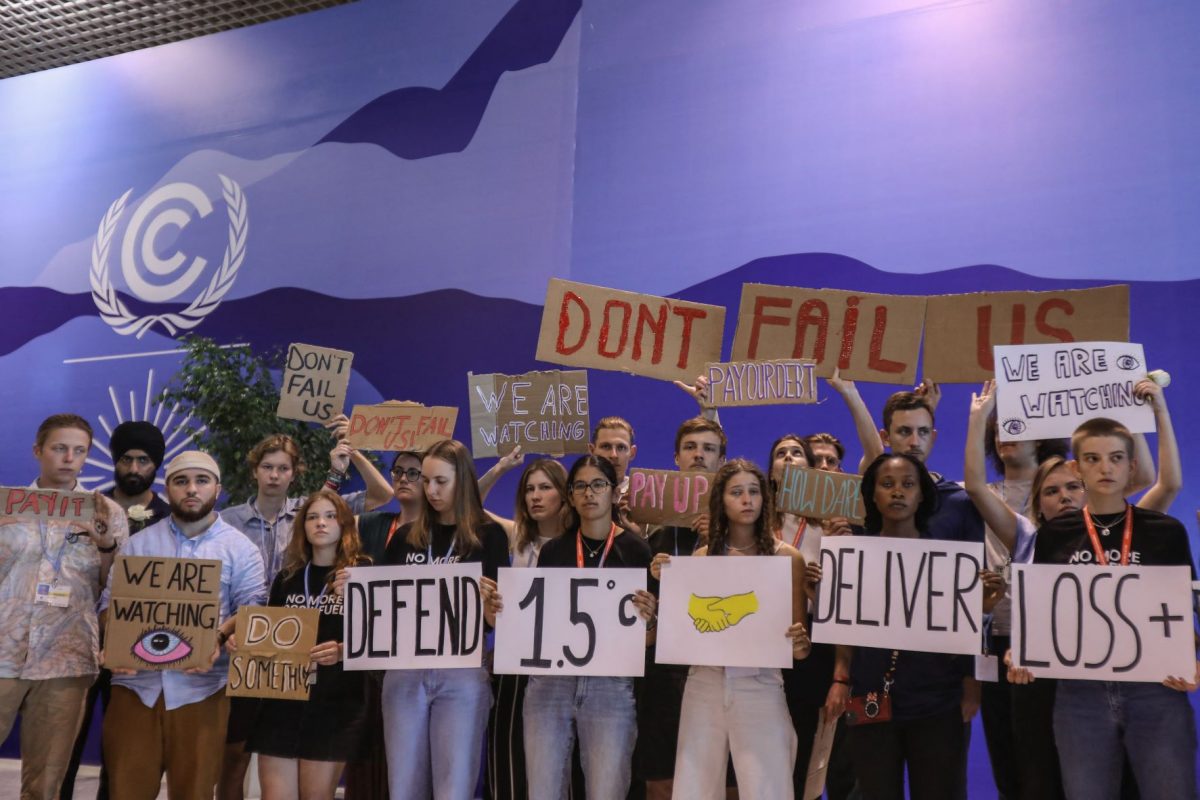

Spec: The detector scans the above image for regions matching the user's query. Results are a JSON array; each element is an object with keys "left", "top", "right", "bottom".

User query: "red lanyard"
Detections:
[
  {"left": 576, "top": 523, "right": 618, "bottom": 568},
  {"left": 791, "top": 518, "right": 808, "bottom": 549},
  {"left": 385, "top": 516, "right": 402, "bottom": 548},
  {"left": 1082, "top": 506, "right": 1133, "bottom": 566}
]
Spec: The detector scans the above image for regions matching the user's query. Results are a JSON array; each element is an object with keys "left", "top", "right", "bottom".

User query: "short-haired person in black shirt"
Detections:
[
  {"left": 376, "top": 439, "right": 509, "bottom": 800},
  {"left": 1027, "top": 417, "right": 1199, "bottom": 799},
  {"left": 829, "top": 454, "right": 980, "bottom": 800},
  {"left": 489, "top": 455, "right": 656, "bottom": 799}
]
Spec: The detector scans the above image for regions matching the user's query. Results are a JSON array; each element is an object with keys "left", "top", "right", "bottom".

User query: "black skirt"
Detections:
[{"left": 246, "top": 695, "right": 367, "bottom": 762}]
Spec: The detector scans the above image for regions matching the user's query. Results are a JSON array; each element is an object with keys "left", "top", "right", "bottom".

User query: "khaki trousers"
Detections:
[
  {"left": 0, "top": 675, "right": 95, "bottom": 800},
  {"left": 103, "top": 685, "right": 230, "bottom": 800}
]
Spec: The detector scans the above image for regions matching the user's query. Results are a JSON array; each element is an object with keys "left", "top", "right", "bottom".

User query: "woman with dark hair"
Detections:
[
  {"left": 826, "top": 453, "right": 974, "bottom": 800},
  {"left": 487, "top": 458, "right": 570, "bottom": 800},
  {"left": 379, "top": 439, "right": 510, "bottom": 800},
  {"left": 666, "top": 458, "right": 811, "bottom": 798},
  {"left": 230, "top": 490, "right": 369, "bottom": 799},
  {"left": 489, "top": 454, "right": 657, "bottom": 799}
]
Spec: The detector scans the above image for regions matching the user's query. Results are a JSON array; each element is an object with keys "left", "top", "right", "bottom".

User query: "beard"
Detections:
[
  {"left": 115, "top": 469, "right": 154, "bottom": 496},
  {"left": 171, "top": 495, "right": 217, "bottom": 522}
]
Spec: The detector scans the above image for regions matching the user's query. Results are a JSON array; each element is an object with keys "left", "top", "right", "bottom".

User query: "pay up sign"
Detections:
[
  {"left": 467, "top": 369, "right": 590, "bottom": 457},
  {"left": 276, "top": 343, "right": 353, "bottom": 424},
  {"left": 0, "top": 486, "right": 94, "bottom": 523},
  {"left": 493, "top": 567, "right": 647, "bottom": 676},
  {"left": 227, "top": 605, "right": 320, "bottom": 700},
  {"left": 1011, "top": 564, "right": 1194, "bottom": 682},
  {"left": 535, "top": 278, "right": 725, "bottom": 383},
  {"left": 343, "top": 564, "right": 484, "bottom": 670},
  {"left": 105, "top": 556, "right": 222, "bottom": 670},
  {"left": 993, "top": 341, "right": 1154, "bottom": 441},
  {"left": 626, "top": 469, "right": 713, "bottom": 527},
  {"left": 811, "top": 537, "right": 985, "bottom": 655}
]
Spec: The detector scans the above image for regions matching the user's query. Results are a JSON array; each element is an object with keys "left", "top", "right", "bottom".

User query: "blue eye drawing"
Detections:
[
  {"left": 1115, "top": 355, "right": 1140, "bottom": 370},
  {"left": 1001, "top": 419, "right": 1027, "bottom": 436},
  {"left": 132, "top": 628, "right": 193, "bottom": 666}
]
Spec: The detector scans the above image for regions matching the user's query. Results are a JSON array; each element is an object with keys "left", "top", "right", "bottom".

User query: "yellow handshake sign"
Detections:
[{"left": 687, "top": 591, "right": 758, "bottom": 633}]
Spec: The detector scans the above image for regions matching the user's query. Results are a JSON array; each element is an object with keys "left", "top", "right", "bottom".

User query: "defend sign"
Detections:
[
  {"left": 0, "top": 487, "right": 94, "bottom": 523},
  {"left": 343, "top": 564, "right": 483, "bottom": 670},
  {"left": 811, "top": 537, "right": 985, "bottom": 655},
  {"left": 494, "top": 567, "right": 647, "bottom": 676},
  {"left": 655, "top": 555, "right": 796, "bottom": 669},
  {"left": 535, "top": 278, "right": 725, "bottom": 383},
  {"left": 346, "top": 401, "right": 458, "bottom": 451},
  {"left": 1011, "top": 564, "right": 1194, "bottom": 682},
  {"left": 105, "top": 556, "right": 222, "bottom": 670},
  {"left": 993, "top": 341, "right": 1154, "bottom": 441},
  {"left": 468, "top": 370, "right": 590, "bottom": 457},
  {"left": 730, "top": 284, "right": 926, "bottom": 384}
]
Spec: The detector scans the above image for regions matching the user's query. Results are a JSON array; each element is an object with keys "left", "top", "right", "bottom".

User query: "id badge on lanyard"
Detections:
[{"left": 35, "top": 521, "right": 71, "bottom": 607}]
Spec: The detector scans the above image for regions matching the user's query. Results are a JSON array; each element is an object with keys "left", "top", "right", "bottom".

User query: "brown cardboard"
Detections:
[
  {"left": 922, "top": 286, "right": 1130, "bottom": 383},
  {"left": 227, "top": 605, "right": 320, "bottom": 701},
  {"left": 0, "top": 487, "right": 94, "bottom": 523},
  {"left": 467, "top": 370, "right": 591, "bottom": 457},
  {"left": 345, "top": 401, "right": 458, "bottom": 451},
  {"left": 276, "top": 343, "right": 354, "bottom": 423},
  {"left": 105, "top": 555, "right": 222, "bottom": 671},
  {"left": 775, "top": 464, "right": 865, "bottom": 524},
  {"left": 704, "top": 359, "right": 818, "bottom": 407},
  {"left": 730, "top": 284, "right": 926, "bottom": 384},
  {"left": 535, "top": 278, "right": 726, "bottom": 383},
  {"left": 626, "top": 469, "right": 715, "bottom": 526}
]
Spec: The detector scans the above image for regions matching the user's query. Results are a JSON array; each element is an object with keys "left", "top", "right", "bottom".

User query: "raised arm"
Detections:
[
  {"left": 828, "top": 369, "right": 883, "bottom": 473},
  {"left": 673, "top": 373, "right": 721, "bottom": 424},
  {"left": 327, "top": 415, "right": 393, "bottom": 511},
  {"left": 1134, "top": 379, "right": 1181, "bottom": 513},
  {"left": 478, "top": 446, "right": 525, "bottom": 502},
  {"left": 962, "top": 380, "right": 1017, "bottom": 553}
]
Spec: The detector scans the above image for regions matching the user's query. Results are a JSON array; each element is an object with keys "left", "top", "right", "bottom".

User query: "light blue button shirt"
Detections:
[
  {"left": 222, "top": 491, "right": 364, "bottom": 583},
  {"left": 100, "top": 515, "right": 266, "bottom": 710}
]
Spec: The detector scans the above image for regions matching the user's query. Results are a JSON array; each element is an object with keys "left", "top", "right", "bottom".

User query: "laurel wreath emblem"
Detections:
[{"left": 89, "top": 175, "right": 247, "bottom": 338}]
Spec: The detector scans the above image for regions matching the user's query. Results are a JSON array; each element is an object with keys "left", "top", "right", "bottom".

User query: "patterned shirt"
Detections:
[
  {"left": 0, "top": 482, "right": 129, "bottom": 680},
  {"left": 100, "top": 515, "right": 266, "bottom": 710}
]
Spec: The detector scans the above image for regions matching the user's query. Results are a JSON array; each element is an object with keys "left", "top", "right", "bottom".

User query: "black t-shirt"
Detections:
[
  {"left": 356, "top": 510, "right": 398, "bottom": 564},
  {"left": 1033, "top": 506, "right": 1196, "bottom": 568},
  {"left": 646, "top": 526, "right": 703, "bottom": 559},
  {"left": 268, "top": 562, "right": 363, "bottom": 704},
  {"left": 382, "top": 519, "right": 509, "bottom": 580},
  {"left": 537, "top": 526, "right": 652, "bottom": 571}
]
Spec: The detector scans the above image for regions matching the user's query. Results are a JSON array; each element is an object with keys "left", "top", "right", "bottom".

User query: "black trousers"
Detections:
[
  {"left": 850, "top": 707, "right": 966, "bottom": 800},
  {"left": 61, "top": 668, "right": 111, "bottom": 800}
]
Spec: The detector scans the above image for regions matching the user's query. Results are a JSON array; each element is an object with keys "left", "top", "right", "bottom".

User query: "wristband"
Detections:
[
  {"left": 832, "top": 677, "right": 851, "bottom": 685},
  {"left": 97, "top": 540, "right": 119, "bottom": 554}
]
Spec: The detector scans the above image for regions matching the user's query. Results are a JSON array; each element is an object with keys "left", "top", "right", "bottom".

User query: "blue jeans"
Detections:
[
  {"left": 382, "top": 667, "right": 492, "bottom": 800},
  {"left": 524, "top": 675, "right": 636, "bottom": 800},
  {"left": 1054, "top": 680, "right": 1197, "bottom": 800}
]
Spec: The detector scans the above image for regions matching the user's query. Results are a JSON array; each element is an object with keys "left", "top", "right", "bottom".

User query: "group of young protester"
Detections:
[{"left": 0, "top": 367, "right": 1196, "bottom": 800}]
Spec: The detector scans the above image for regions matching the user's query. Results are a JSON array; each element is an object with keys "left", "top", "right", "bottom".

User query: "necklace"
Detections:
[
  {"left": 1091, "top": 507, "right": 1128, "bottom": 536},
  {"left": 581, "top": 536, "right": 605, "bottom": 557},
  {"left": 727, "top": 540, "right": 756, "bottom": 553}
]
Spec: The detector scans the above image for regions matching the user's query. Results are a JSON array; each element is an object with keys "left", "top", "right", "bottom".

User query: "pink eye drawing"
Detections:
[{"left": 132, "top": 628, "right": 193, "bottom": 665}]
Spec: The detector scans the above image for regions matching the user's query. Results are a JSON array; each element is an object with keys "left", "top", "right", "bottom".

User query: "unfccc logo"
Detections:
[{"left": 90, "top": 175, "right": 247, "bottom": 337}]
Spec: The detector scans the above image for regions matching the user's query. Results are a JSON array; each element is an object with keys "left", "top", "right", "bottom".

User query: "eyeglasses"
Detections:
[
  {"left": 569, "top": 479, "right": 612, "bottom": 495},
  {"left": 391, "top": 467, "right": 422, "bottom": 483}
]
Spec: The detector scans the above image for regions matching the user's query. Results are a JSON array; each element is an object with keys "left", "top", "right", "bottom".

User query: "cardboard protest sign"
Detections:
[
  {"left": 1011, "top": 564, "right": 1194, "bottom": 682},
  {"left": 346, "top": 401, "right": 458, "bottom": 451},
  {"left": 105, "top": 555, "right": 221, "bottom": 670},
  {"left": 227, "top": 605, "right": 320, "bottom": 700},
  {"left": 535, "top": 278, "right": 725, "bottom": 383},
  {"left": 468, "top": 370, "right": 590, "bottom": 457},
  {"left": 0, "top": 486, "right": 94, "bottom": 523},
  {"left": 343, "top": 563, "right": 483, "bottom": 670},
  {"left": 655, "top": 556, "right": 794, "bottom": 669},
  {"left": 776, "top": 465, "right": 865, "bottom": 524},
  {"left": 803, "top": 709, "right": 838, "bottom": 800},
  {"left": 922, "top": 286, "right": 1130, "bottom": 383},
  {"left": 626, "top": 469, "right": 714, "bottom": 527},
  {"left": 703, "top": 359, "right": 818, "bottom": 407},
  {"left": 811, "top": 537, "right": 985, "bottom": 655},
  {"left": 277, "top": 343, "right": 353, "bottom": 423},
  {"left": 993, "top": 341, "right": 1154, "bottom": 442},
  {"left": 494, "top": 567, "right": 647, "bottom": 676},
  {"left": 730, "top": 284, "right": 926, "bottom": 384}
]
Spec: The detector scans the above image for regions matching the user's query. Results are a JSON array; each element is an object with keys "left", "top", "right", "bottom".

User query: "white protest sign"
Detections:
[
  {"left": 1011, "top": 564, "right": 1195, "bottom": 682},
  {"left": 655, "top": 556, "right": 794, "bottom": 669},
  {"left": 811, "top": 536, "right": 985, "bottom": 655},
  {"left": 494, "top": 567, "right": 646, "bottom": 677},
  {"left": 343, "top": 563, "right": 484, "bottom": 671},
  {"left": 994, "top": 341, "right": 1154, "bottom": 441}
]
